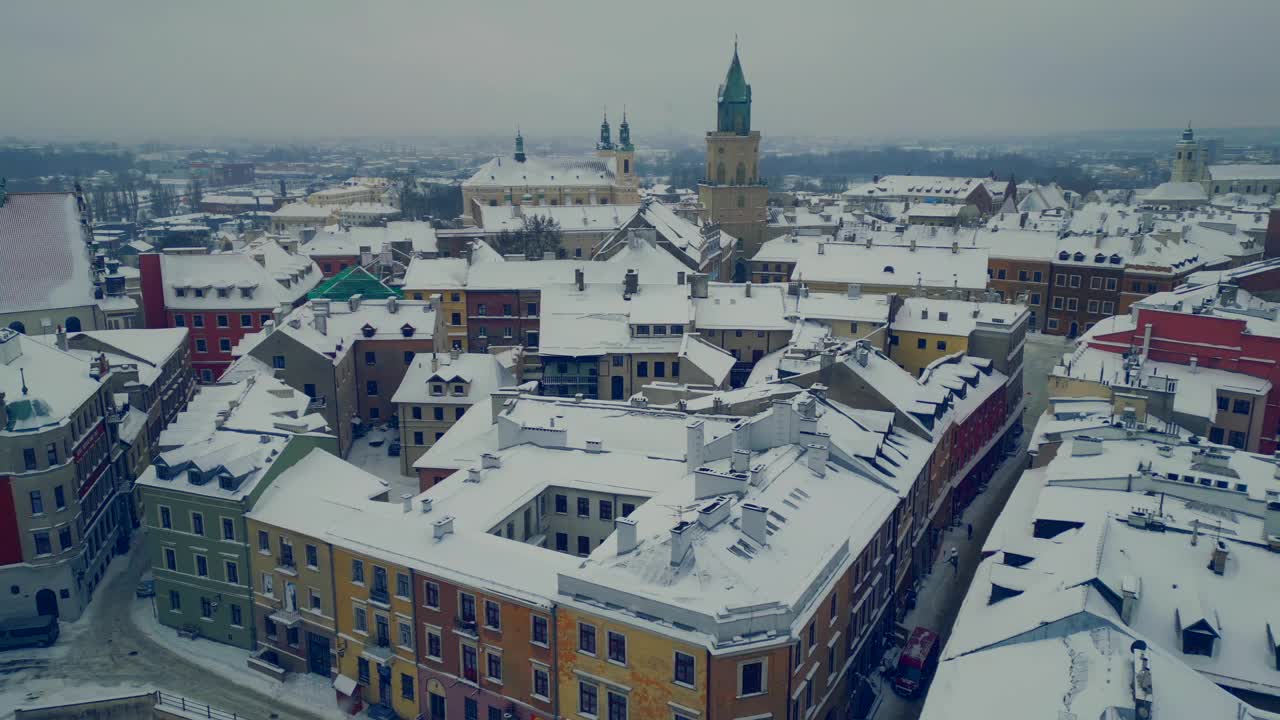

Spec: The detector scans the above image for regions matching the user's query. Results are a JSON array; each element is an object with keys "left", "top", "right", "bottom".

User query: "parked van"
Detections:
[
  {"left": 0, "top": 615, "right": 59, "bottom": 651},
  {"left": 893, "top": 626, "right": 939, "bottom": 697}
]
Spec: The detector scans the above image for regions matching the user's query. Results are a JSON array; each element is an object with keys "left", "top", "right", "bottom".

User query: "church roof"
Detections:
[{"left": 718, "top": 46, "right": 750, "bottom": 103}]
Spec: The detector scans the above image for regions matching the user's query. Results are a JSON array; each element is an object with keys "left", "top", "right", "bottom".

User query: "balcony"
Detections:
[
  {"left": 306, "top": 395, "right": 327, "bottom": 411},
  {"left": 275, "top": 556, "right": 297, "bottom": 576},
  {"left": 369, "top": 586, "right": 390, "bottom": 606}
]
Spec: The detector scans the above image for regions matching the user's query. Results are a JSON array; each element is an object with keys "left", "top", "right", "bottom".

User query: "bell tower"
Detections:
[
  {"left": 1171, "top": 124, "right": 1203, "bottom": 183},
  {"left": 698, "top": 41, "right": 768, "bottom": 269}
]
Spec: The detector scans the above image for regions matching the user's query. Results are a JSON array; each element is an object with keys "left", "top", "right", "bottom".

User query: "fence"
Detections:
[{"left": 154, "top": 691, "right": 244, "bottom": 720}]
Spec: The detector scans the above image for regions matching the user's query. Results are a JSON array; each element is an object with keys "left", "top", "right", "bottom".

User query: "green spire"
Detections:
[
  {"left": 619, "top": 108, "right": 632, "bottom": 151},
  {"left": 514, "top": 128, "right": 526, "bottom": 163},
  {"left": 716, "top": 40, "right": 752, "bottom": 135}
]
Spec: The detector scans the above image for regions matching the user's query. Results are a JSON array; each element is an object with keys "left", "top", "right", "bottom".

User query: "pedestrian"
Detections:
[
  {"left": 947, "top": 547, "right": 959, "bottom": 576},
  {"left": 966, "top": 523, "right": 973, "bottom": 541}
]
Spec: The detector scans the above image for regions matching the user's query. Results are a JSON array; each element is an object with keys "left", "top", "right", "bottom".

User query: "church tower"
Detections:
[
  {"left": 1171, "top": 124, "right": 1204, "bottom": 183},
  {"left": 597, "top": 110, "right": 636, "bottom": 191},
  {"left": 699, "top": 42, "right": 768, "bottom": 270}
]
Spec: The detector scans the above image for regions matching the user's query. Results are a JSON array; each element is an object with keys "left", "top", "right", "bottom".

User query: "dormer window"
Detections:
[
  {"left": 187, "top": 469, "right": 206, "bottom": 486},
  {"left": 452, "top": 384, "right": 465, "bottom": 396},
  {"left": 883, "top": 266, "right": 894, "bottom": 274},
  {"left": 400, "top": 323, "right": 415, "bottom": 338},
  {"left": 653, "top": 325, "right": 667, "bottom": 336},
  {"left": 1110, "top": 254, "right": 1122, "bottom": 264},
  {"left": 194, "top": 288, "right": 204, "bottom": 298},
  {"left": 635, "top": 325, "right": 650, "bottom": 336},
  {"left": 1058, "top": 251, "right": 1070, "bottom": 261},
  {"left": 431, "top": 383, "right": 444, "bottom": 396},
  {"left": 217, "top": 288, "right": 230, "bottom": 298},
  {"left": 175, "top": 287, "right": 187, "bottom": 297},
  {"left": 240, "top": 287, "right": 254, "bottom": 299},
  {"left": 1073, "top": 252, "right": 1085, "bottom": 262},
  {"left": 218, "top": 473, "right": 241, "bottom": 491},
  {"left": 1094, "top": 254, "right": 1105, "bottom": 263},
  {"left": 361, "top": 324, "right": 376, "bottom": 338}
]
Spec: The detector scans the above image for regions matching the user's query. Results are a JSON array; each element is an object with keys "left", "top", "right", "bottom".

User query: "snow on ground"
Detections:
[
  {"left": 130, "top": 597, "right": 347, "bottom": 720},
  {"left": 347, "top": 424, "right": 419, "bottom": 500}
]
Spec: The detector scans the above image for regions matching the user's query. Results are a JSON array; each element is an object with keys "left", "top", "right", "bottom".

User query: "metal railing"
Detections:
[{"left": 155, "top": 691, "right": 241, "bottom": 720}]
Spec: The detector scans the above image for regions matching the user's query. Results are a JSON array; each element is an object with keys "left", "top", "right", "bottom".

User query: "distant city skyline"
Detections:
[{"left": 2, "top": 0, "right": 1279, "bottom": 143}]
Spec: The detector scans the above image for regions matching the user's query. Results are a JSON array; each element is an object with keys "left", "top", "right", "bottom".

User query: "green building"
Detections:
[{"left": 306, "top": 266, "right": 401, "bottom": 302}]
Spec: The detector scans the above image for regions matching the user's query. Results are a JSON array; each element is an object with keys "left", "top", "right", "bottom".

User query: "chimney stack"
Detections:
[
  {"left": 686, "top": 419, "right": 705, "bottom": 470},
  {"left": 744, "top": 281, "right": 752, "bottom": 298},
  {"left": 432, "top": 515, "right": 455, "bottom": 540},
  {"left": 806, "top": 443, "right": 828, "bottom": 476},
  {"left": 420, "top": 498, "right": 433, "bottom": 514},
  {"left": 624, "top": 268, "right": 639, "bottom": 297},
  {"left": 481, "top": 452, "right": 501, "bottom": 469},
  {"left": 1210, "top": 539, "right": 1229, "bottom": 575},
  {"left": 401, "top": 493, "right": 413, "bottom": 513},
  {"left": 55, "top": 325, "right": 67, "bottom": 351},
  {"left": 741, "top": 503, "right": 768, "bottom": 546},
  {"left": 731, "top": 449, "right": 750, "bottom": 474},
  {"left": 575, "top": 267, "right": 585, "bottom": 292},
  {"left": 670, "top": 521, "right": 693, "bottom": 566},
  {"left": 615, "top": 517, "right": 638, "bottom": 554}
]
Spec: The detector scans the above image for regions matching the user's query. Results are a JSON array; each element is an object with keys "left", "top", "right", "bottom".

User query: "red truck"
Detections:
[{"left": 893, "top": 626, "right": 940, "bottom": 698}]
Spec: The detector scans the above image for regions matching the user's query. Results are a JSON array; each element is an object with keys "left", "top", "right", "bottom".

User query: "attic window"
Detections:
[
  {"left": 217, "top": 288, "right": 230, "bottom": 298},
  {"left": 431, "top": 383, "right": 444, "bottom": 396},
  {"left": 1058, "top": 251, "right": 1070, "bottom": 261},
  {"left": 400, "top": 323, "right": 415, "bottom": 338},
  {"left": 1094, "top": 254, "right": 1106, "bottom": 263},
  {"left": 938, "top": 311, "right": 949, "bottom": 321},
  {"left": 452, "top": 384, "right": 465, "bottom": 396},
  {"left": 1073, "top": 252, "right": 1085, "bottom": 262},
  {"left": 361, "top": 324, "right": 376, "bottom": 338},
  {"left": 1110, "top": 254, "right": 1122, "bottom": 264},
  {"left": 240, "top": 287, "right": 254, "bottom": 299},
  {"left": 187, "top": 469, "right": 206, "bottom": 486},
  {"left": 194, "top": 289, "right": 205, "bottom": 298},
  {"left": 175, "top": 287, "right": 187, "bottom": 297},
  {"left": 218, "top": 474, "right": 241, "bottom": 491},
  {"left": 883, "top": 265, "right": 895, "bottom": 274}
]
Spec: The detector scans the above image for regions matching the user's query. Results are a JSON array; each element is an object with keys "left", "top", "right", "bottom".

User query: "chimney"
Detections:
[
  {"left": 314, "top": 312, "right": 327, "bottom": 335},
  {"left": 1131, "top": 641, "right": 1153, "bottom": 720},
  {"left": 697, "top": 496, "right": 731, "bottom": 529},
  {"left": 806, "top": 443, "right": 828, "bottom": 476},
  {"left": 615, "top": 516, "right": 638, "bottom": 554},
  {"left": 749, "top": 463, "right": 766, "bottom": 486},
  {"left": 731, "top": 449, "right": 750, "bottom": 474},
  {"left": 624, "top": 268, "right": 639, "bottom": 297},
  {"left": 1120, "top": 576, "right": 1140, "bottom": 624},
  {"left": 744, "top": 281, "right": 752, "bottom": 298},
  {"left": 420, "top": 498, "right": 433, "bottom": 514},
  {"left": 449, "top": 348, "right": 460, "bottom": 361},
  {"left": 432, "top": 515, "right": 455, "bottom": 540},
  {"left": 575, "top": 267, "right": 585, "bottom": 292},
  {"left": 690, "top": 273, "right": 709, "bottom": 299},
  {"left": 686, "top": 419, "right": 705, "bottom": 470},
  {"left": 348, "top": 294, "right": 362, "bottom": 312},
  {"left": 585, "top": 439, "right": 603, "bottom": 453},
  {"left": 467, "top": 467, "right": 482, "bottom": 482},
  {"left": 430, "top": 353, "right": 439, "bottom": 371},
  {"left": 909, "top": 237, "right": 917, "bottom": 252},
  {"left": 481, "top": 452, "right": 501, "bottom": 469},
  {"left": 55, "top": 325, "right": 67, "bottom": 351},
  {"left": 401, "top": 493, "right": 413, "bottom": 513},
  {"left": 1210, "top": 539, "right": 1229, "bottom": 575},
  {"left": 670, "top": 521, "right": 693, "bottom": 566},
  {"left": 817, "top": 243, "right": 825, "bottom": 255},
  {"left": 741, "top": 503, "right": 768, "bottom": 546},
  {"left": 387, "top": 296, "right": 398, "bottom": 314},
  {"left": 677, "top": 271, "right": 686, "bottom": 285},
  {"left": 1189, "top": 355, "right": 1198, "bottom": 374}
]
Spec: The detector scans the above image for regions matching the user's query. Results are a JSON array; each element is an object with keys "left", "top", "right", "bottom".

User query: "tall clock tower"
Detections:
[{"left": 699, "top": 43, "right": 768, "bottom": 270}]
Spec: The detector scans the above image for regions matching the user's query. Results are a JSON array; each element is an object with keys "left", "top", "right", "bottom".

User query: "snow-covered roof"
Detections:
[
  {"left": 464, "top": 155, "right": 618, "bottom": 189},
  {"left": 893, "top": 296, "right": 1027, "bottom": 336},
  {"left": 402, "top": 257, "right": 470, "bottom": 290},
  {"left": 0, "top": 192, "right": 97, "bottom": 315},
  {"left": 302, "top": 222, "right": 438, "bottom": 258},
  {"left": 907, "top": 203, "right": 965, "bottom": 218},
  {"left": 1145, "top": 181, "right": 1209, "bottom": 203},
  {"left": 844, "top": 175, "right": 986, "bottom": 201},
  {"left": 154, "top": 368, "right": 328, "bottom": 450},
  {"left": 692, "top": 282, "right": 792, "bottom": 331},
  {"left": 477, "top": 204, "right": 638, "bottom": 233},
  {"left": 233, "top": 297, "right": 438, "bottom": 366},
  {"left": 159, "top": 240, "right": 321, "bottom": 311},
  {"left": 1017, "top": 183, "right": 1070, "bottom": 212},
  {"left": 246, "top": 448, "right": 389, "bottom": 535},
  {"left": 69, "top": 328, "right": 187, "bottom": 369},
  {"left": 1207, "top": 163, "right": 1280, "bottom": 181},
  {"left": 270, "top": 202, "right": 337, "bottom": 220},
  {"left": 537, "top": 282, "right": 690, "bottom": 357},
  {"left": 791, "top": 242, "right": 989, "bottom": 289},
  {"left": 0, "top": 329, "right": 103, "bottom": 433},
  {"left": 390, "top": 352, "right": 515, "bottom": 405},
  {"left": 751, "top": 233, "right": 828, "bottom": 264}
]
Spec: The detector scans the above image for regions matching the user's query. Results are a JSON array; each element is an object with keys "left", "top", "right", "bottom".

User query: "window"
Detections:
[
  {"left": 1051, "top": 296, "right": 1064, "bottom": 310},
  {"left": 1233, "top": 399, "right": 1251, "bottom": 415},
  {"left": 1047, "top": 318, "right": 1059, "bottom": 330},
  {"left": 477, "top": 304, "right": 487, "bottom": 316},
  {"left": 674, "top": 651, "right": 695, "bottom": 686},
  {"left": 936, "top": 340, "right": 947, "bottom": 351},
  {"left": 58, "top": 527, "right": 72, "bottom": 551},
  {"left": 240, "top": 314, "right": 253, "bottom": 328},
  {"left": 462, "top": 644, "right": 478, "bottom": 682},
  {"left": 1102, "top": 301, "right": 1114, "bottom": 314},
  {"left": 739, "top": 659, "right": 765, "bottom": 696},
  {"left": 354, "top": 606, "right": 368, "bottom": 633},
  {"left": 607, "top": 691, "right": 628, "bottom": 720},
  {"left": 1217, "top": 395, "right": 1230, "bottom": 411},
  {"left": 1030, "top": 293, "right": 1041, "bottom": 305},
  {"left": 257, "top": 530, "right": 269, "bottom": 552},
  {"left": 636, "top": 361, "right": 648, "bottom": 378},
  {"left": 191, "top": 513, "right": 204, "bottom": 536},
  {"left": 1209, "top": 427, "right": 1225, "bottom": 444},
  {"left": 218, "top": 338, "right": 231, "bottom": 353},
  {"left": 455, "top": 407, "right": 466, "bottom": 420},
  {"left": 225, "top": 561, "right": 239, "bottom": 585},
  {"left": 169, "top": 590, "right": 181, "bottom": 611},
  {"left": 487, "top": 651, "right": 503, "bottom": 681},
  {"left": 200, "top": 597, "right": 213, "bottom": 618},
  {"left": 996, "top": 269, "right": 1006, "bottom": 279},
  {"left": 365, "top": 351, "right": 376, "bottom": 366},
  {"left": 396, "top": 572, "right": 411, "bottom": 599},
  {"left": 22, "top": 448, "right": 36, "bottom": 471},
  {"left": 1087, "top": 300, "right": 1100, "bottom": 314},
  {"left": 577, "top": 497, "right": 590, "bottom": 518},
  {"left": 555, "top": 533, "right": 568, "bottom": 552},
  {"left": 216, "top": 314, "right": 229, "bottom": 328},
  {"left": 221, "top": 518, "right": 234, "bottom": 540},
  {"left": 612, "top": 355, "right": 624, "bottom": 367},
  {"left": 460, "top": 592, "right": 476, "bottom": 623},
  {"left": 1228, "top": 430, "right": 1247, "bottom": 449},
  {"left": 366, "top": 381, "right": 378, "bottom": 396},
  {"left": 271, "top": 355, "right": 286, "bottom": 369},
  {"left": 260, "top": 314, "right": 271, "bottom": 326},
  {"left": 32, "top": 532, "right": 52, "bottom": 556},
  {"left": 29, "top": 491, "right": 44, "bottom": 515},
  {"left": 174, "top": 314, "right": 186, "bottom": 327},
  {"left": 427, "top": 629, "right": 442, "bottom": 659},
  {"left": 262, "top": 573, "right": 274, "bottom": 597},
  {"left": 579, "top": 681, "right": 598, "bottom": 716},
  {"left": 195, "top": 338, "right": 207, "bottom": 353},
  {"left": 485, "top": 600, "right": 501, "bottom": 630},
  {"left": 1090, "top": 276, "right": 1102, "bottom": 290},
  {"left": 433, "top": 407, "right": 444, "bottom": 421},
  {"left": 916, "top": 338, "right": 926, "bottom": 350},
  {"left": 164, "top": 547, "right": 177, "bottom": 570},
  {"left": 1106, "top": 277, "right": 1118, "bottom": 291},
  {"left": 193, "top": 315, "right": 205, "bottom": 328},
  {"left": 533, "top": 666, "right": 550, "bottom": 699},
  {"left": 310, "top": 589, "right": 322, "bottom": 612},
  {"left": 532, "top": 615, "right": 549, "bottom": 646},
  {"left": 401, "top": 672, "right": 415, "bottom": 701},
  {"left": 351, "top": 558, "right": 365, "bottom": 584},
  {"left": 1055, "top": 273, "right": 1066, "bottom": 286},
  {"left": 306, "top": 544, "right": 318, "bottom": 568},
  {"left": 399, "top": 620, "right": 413, "bottom": 648},
  {"left": 608, "top": 631, "right": 627, "bottom": 664},
  {"left": 578, "top": 535, "right": 590, "bottom": 556},
  {"left": 1067, "top": 298, "right": 1078, "bottom": 311},
  {"left": 411, "top": 406, "right": 422, "bottom": 420},
  {"left": 654, "top": 361, "right": 665, "bottom": 378},
  {"left": 579, "top": 622, "right": 597, "bottom": 654}
]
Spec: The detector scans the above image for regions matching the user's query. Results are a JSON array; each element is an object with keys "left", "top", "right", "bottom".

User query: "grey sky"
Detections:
[{"left": 3, "top": 0, "right": 1279, "bottom": 143}]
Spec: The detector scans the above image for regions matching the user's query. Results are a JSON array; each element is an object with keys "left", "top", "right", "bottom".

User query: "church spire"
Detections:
[
  {"left": 514, "top": 127, "right": 526, "bottom": 163},
  {"left": 716, "top": 40, "right": 752, "bottom": 135},
  {"left": 599, "top": 109, "right": 613, "bottom": 150},
  {"left": 619, "top": 107, "right": 632, "bottom": 150}
]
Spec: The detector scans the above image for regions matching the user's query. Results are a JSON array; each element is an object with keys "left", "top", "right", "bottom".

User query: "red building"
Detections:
[
  {"left": 1083, "top": 270, "right": 1280, "bottom": 454},
  {"left": 922, "top": 355, "right": 1009, "bottom": 510},
  {"left": 466, "top": 289, "right": 541, "bottom": 352},
  {"left": 140, "top": 241, "right": 322, "bottom": 381}
]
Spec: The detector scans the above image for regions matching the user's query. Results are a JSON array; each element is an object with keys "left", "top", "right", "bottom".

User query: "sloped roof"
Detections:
[
  {"left": 0, "top": 193, "right": 97, "bottom": 315},
  {"left": 307, "top": 266, "right": 400, "bottom": 301}
]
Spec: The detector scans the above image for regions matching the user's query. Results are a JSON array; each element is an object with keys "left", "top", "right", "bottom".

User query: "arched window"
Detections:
[
  {"left": 716, "top": 162, "right": 726, "bottom": 185},
  {"left": 7, "top": 321, "right": 25, "bottom": 334},
  {"left": 735, "top": 163, "right": 747, "bottom": 185},
  {"left": 65, "top": 316, "right": 82, "bottom": 333},
  {"left": 883, "top": 266, "right": 895, "bottom": 274},
  {"left": 623, "top": 159, "right": 630, "bottom": 174}
]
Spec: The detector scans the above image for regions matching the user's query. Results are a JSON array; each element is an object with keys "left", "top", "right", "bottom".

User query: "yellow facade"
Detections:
[
  {"left": 405, "top": 287, "right": 467, "bottom": 352},
  {"left": 556, "top": 606, "right": 706, "bottom": 720},
  {"left": 888, "top": 330, "right": 969, "bottom": 377},
  {"left": 332, "top": 546, "right": 419, "bottom": 718}
]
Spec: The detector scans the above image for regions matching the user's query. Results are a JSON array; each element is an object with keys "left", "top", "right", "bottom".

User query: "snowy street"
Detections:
[
  {"left": 874, "top": 332, "right": 1066, "bottom": 720},
  {"left": 0, "top": 542, "right": 332, "bottom": 720}
]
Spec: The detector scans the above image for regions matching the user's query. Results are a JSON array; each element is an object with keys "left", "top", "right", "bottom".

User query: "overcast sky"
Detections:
[{"left": 3, "top": 0, "right": 1279, "bottom": 144}]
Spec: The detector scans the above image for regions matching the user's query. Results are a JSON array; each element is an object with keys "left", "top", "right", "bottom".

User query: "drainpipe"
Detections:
[{"left": 551, "top": 604, "right": 560, "bottom": 720}]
